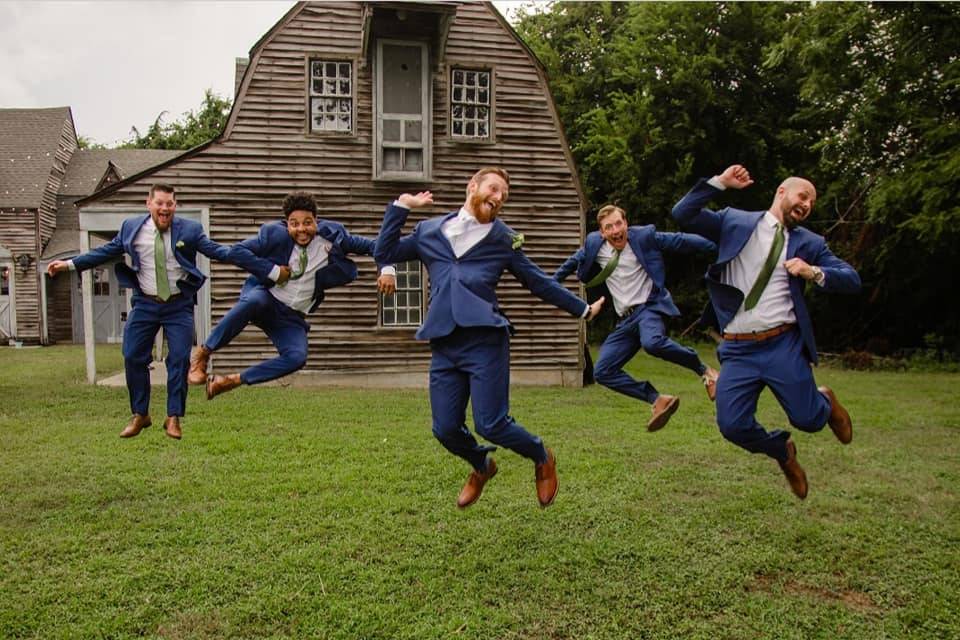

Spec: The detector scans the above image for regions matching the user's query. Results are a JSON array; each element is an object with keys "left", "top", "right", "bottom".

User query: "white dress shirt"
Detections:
[
  {"left": 69, "top": 217, "right": 183, "bottom": 297},
  {"left": 269, "top": 236, "right": 332, "bottom": 313},
  {"left": 443, "top": 207, "right": 494, "bottom": 257},
  {"left": 597, "top": 242, "right": 653, "bottom": 316},
  {"left": 721, "top": 211, "right": 796, "bottom": 334}
]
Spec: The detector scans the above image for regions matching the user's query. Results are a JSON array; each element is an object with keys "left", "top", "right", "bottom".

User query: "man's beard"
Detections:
[
  {"left": 469, "top": 192, "right": 501, "bottom": 223},
  {"left": 780, "top": 200, "right": 805, "bottom": 230}
]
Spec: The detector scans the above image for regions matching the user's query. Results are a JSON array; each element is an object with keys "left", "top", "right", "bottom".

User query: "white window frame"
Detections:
[
  {"left": 380, "top": 260, "right": 425, "bottom": 328},
  {"left": 450, "top": 66, "right": 493, "bottom": 142},
  {"left": 374, "top": 39, "right": 431, "bottom": 181},
  {"left": 308, "top": 58, "right": 355, "bottom": 135}
]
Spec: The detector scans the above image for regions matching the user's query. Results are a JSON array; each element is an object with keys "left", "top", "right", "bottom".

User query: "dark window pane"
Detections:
[
  {"left": 404, "top": 149, "right": 423, "bottom": 172},
  {"left": 383, "top": 119, "right": 401, "bottom": 142},
  {"left": 453, "top": 69, "right": 463, "bottom": 84},
  {"left": 404, "top": 120, "right": 421, "bottom": 142},
  {"left": 339, "top": 63, "right": 350, "bottom": 77},
  {"left": 478, "top": 72, "right": 489, "bottom": 87},
  {"left": 383, "top": 148, "right": 402, "bottom": 171},
  {"left": 453, "top": 121, "right": 462, "bottom": 135},
  {"left": 325, "top": 62, "right": 336, "bottom": 77},
  {"left": 465, "top": 122, "right": 475, "bottom": 136}
]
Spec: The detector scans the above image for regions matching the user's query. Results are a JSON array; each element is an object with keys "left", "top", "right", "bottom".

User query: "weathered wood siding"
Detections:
[
  {"left": 80, "top": 1, "right": 586, "bottom": 382},
  {"left": 0, "top": 210, "right": 40, "bottom": 341}
]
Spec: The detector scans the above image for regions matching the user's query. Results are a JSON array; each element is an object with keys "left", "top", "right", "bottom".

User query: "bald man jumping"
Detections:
[{"left": 671, "top": 165, "right": 861, "bottom": 500}]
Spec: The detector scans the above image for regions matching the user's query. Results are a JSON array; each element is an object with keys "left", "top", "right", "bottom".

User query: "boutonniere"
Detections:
[
  {"left": 511, "top": 233, "right": 524, "bottom": 250},
  {"left": 175, "top": 240, "right": 185, "bottom": 249}
]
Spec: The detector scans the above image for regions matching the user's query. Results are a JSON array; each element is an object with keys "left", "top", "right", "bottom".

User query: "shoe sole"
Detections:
[
  {"left": 120, "top": 421, "right": 151, "bottom": 438},
  {"left": 647, "top": 397, "right": 680, "bottom": 432}
]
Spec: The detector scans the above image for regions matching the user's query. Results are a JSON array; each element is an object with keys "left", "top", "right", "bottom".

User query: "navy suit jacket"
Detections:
[
  {"left": 671, "top": 178, "right": 861, "bottom": 363},
  {"left": 71, "top": 214, "right": 228, "bottom": 300},
  {"left": 227, "top": 219, "right": 382, "bottom": 313},
  {"left": 554, "top": 226, "right": 715, "bottom": 317},
  {"left": 374, "top": 203, "right": 589, "bottom": 341}
]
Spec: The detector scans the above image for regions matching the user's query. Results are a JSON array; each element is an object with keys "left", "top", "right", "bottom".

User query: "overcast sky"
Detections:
[{"left": 0, "top": 1, "right": 528, "bottom": 147}]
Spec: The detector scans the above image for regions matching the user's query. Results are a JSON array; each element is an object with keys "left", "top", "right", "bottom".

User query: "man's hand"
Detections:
[
  {"left": 276, "top": 265, "right": 292, "bottom": 286},
  {"left": 398, "top": 191, "right": 434, "bottom": 209},
  {"left": 586, "top": 296, "right": 605, "bottom": 321},
  {"left": 717, "top": 165, "right": 754, "bottom": 190},
  {"left": 377, "top": 273, "right": 397, "bottom": 295},
  {"left": 784, "top": 257, "right": 816, "bottom": 281},
  {"left": 46, "top": 260, "right": 69, "bottom": 277}
]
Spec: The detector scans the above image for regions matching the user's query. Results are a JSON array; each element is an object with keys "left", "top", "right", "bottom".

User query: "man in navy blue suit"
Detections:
[
  {"left": 672, "top": 165, "right": 861, "bottom": 499},
  {"left": 374, "top": 167, "right": 605, "bottom": 509},
  {"left": 47, "top": 183, "right": 231, "bottom": 440},
  {"left": 555, "top": 204, "right": 718, "bottom": 432},
  {"left": 189, "top": 191, "right": 395, "bottom": 398}
]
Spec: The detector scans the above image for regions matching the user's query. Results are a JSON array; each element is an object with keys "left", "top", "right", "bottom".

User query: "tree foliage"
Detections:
[
  {"left": 122, "top": 89, "right": 232, "bottom": 150},
  {"left": 516, "top": 1, "right": 960, "bottom": 352}
]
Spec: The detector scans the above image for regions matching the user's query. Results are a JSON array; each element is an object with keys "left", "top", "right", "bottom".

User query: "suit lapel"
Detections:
[
  {"left": 627, "top": 227, "right": 652, "bottom": 275},
  {"left": 720, "top": 211, "right": 765, "bottom": 265}
]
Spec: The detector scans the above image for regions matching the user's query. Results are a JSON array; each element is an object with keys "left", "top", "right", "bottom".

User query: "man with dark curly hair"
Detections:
[{"left": 189, "top": 191, "right": 395, "bottom": 398}]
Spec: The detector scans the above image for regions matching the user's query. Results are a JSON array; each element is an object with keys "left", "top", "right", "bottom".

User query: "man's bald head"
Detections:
[{"left": 772, "top": 176, "right": 817, "bottom": 229}]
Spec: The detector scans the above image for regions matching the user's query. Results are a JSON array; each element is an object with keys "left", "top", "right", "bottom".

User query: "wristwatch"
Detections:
[{"left": 810, "top": 266, "right": 825, "bottom": 285}]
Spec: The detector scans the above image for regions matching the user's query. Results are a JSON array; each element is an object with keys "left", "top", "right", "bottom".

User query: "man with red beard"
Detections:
[
  {"left": 672, "top": 165, "right": 861, "bottom": 499},
  {"left": 374, "top": 167, "right": 605, "bottom": 509}
]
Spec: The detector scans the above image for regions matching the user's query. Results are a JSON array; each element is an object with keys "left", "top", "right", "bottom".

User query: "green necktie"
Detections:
[
  {"left": 743, "top": 223, "right": 784, "bottom": 311},
  {"left": 154, "top": 230, "right": 172, "bottom": 301},
  {"left": 585, "top": 250, "right": 621, "bottom": 288},
  {"left": 289, "top": 246, "right": 308, "bottom": 280}
]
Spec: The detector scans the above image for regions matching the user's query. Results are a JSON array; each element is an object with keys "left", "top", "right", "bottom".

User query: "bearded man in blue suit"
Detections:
[
  {"left": 47, "top": 183, "right": 232, "bottom": 440},
  {"left": 189, "top": 191, "right": 395, "bottom": 398},
  {"left": 374, "top": 167, "right": 605, "bottom": 509},
  {"left": 672, "top": 164, "right": 861, "bottom": 499},
  {"left": 555, "top": 204, "right": 718, "bottom": 432}
]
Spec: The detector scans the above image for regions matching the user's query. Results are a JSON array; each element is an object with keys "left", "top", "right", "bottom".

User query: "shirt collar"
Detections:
[
  {"left": 763, "top": 211, "right": 782, "bottom": 228},
  {"left": 457, "top": 207, "right": 478, "bottom": 223}
]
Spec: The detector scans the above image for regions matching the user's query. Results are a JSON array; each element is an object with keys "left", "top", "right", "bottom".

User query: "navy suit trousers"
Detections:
[
  {"left": 204, "top": 286, "right": 309, "bottom": 385},
  {"left": 715, "top": 328, "right": 831, "bottom": 462},
  {"left": 594, "top": 305, "right": 704, "bottom": 404},
  {"left": 123, "top": 294, "right": 194, "bottom": 417},
  {"left": 429, "top": 326, "right": 548, "bottom": 471}
]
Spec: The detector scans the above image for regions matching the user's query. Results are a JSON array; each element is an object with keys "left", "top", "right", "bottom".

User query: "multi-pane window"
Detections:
[
  {"left": 381, "top": 261, "right": 423, "bottom": 327},
  {"left": 451, "top": 68, "right": 491, "bottom": 139},
  {"left": 309, "top": 60, "right": 353, "bottom": 133},
  {"left": 375, "top": 40, "right": 430, "bottom": 179}
]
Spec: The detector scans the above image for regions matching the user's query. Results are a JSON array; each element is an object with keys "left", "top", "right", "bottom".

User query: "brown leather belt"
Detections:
[{"left": 722, "top": 323, "right": 796, "bottom": 342}]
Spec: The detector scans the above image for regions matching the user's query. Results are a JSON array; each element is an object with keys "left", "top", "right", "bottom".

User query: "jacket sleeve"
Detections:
[
  {"left": 227, "top": 226, "right": 283, "bottom": 283},
  {"left": 553, "top": 247, "right": 586, "bottom": 282},
  {"left": 71, "top": 234, "right": 126, "bottom": 272},
  {"left": 195, "top": 232, "right": 230, "bottom": 262},
  {"left": 671, "top": 178, "right": 725, "bottom": 243},
  {"left": 509, "top": 250, "right": 588, "bottom": 317},
  {"left": 339, "top": 231, "right": 394, "bottom": 273},
  {"left": 812, "top": 240, "right": 861, "bottom": 294},
  {"left": 654, "top": 231, "right": 717, "bottom": 254},
  {"left": 373, "top": 203, "right": 422, "bottom": 264}
]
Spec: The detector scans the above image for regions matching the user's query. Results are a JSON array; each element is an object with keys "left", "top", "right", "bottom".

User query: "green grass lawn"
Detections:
[{"left": 1, "top": 344, "right": 957, "bottom": 639}]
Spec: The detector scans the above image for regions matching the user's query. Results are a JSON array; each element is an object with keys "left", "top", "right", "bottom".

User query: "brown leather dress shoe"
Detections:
[
  {"left": 206, "top": 373, "right": 242, "bottom": 400},
  {"left": 535, "top": 448, "right": 559, "bottom": 507},
  {"left": 819, "top": 386, "right": 852, "bottom": 444},
  {"left": 647, "top": 394, "right": 679, "bottom": 431},
  {"left": 120, "top": 413, "right": 151, "bottom": 438},
  {"left": 164, "top": 416, "right": 182, "bottom": 440},
  {"left": 188, "top": 346, "right": 211, "bottom": 385},
  {"left": 778, "top": 439, "right": 808, "bottom": 499},
  {"left": 702, "top": 367, "right": 719, "bottom": 402},
  {"left": 457, "top": 458, "right": 498, "bottom": 509}
]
